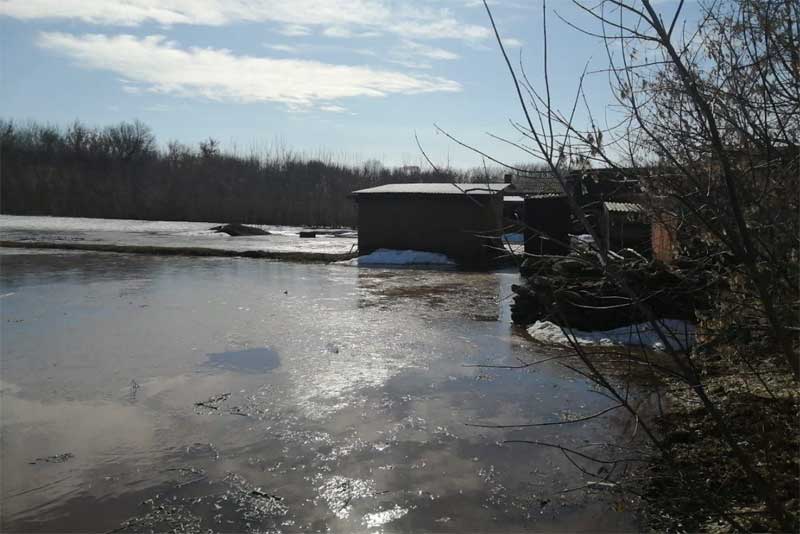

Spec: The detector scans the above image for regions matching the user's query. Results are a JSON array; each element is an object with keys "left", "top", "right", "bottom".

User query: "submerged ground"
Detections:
[
  {"left": 0, "top": 215, "right": 357, "bottom": 259},
  {"left": 1, "top": 222, "right": 639, "bottom": 532}
]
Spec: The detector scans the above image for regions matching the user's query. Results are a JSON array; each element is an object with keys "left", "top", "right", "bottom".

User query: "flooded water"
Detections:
[{"left": 0, "top": 248, "right": 639, "bottom": 532}]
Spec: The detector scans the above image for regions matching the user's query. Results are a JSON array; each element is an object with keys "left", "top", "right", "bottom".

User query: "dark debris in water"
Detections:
[
  {"left": 210, "top": 223, "right": 270, "bottom": 236},
  {"left": 28, "top": 452, "right": 74, "bottom": 465},
  {"left": 194, "top": 392, "right": 230, "bottom": 410},
  {"left": 193, "top": 392, "right": 253, "bottom": 417}
]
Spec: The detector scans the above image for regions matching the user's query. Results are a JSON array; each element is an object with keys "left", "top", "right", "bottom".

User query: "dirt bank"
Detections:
[{"left": 641, "top": 355, "right": 798, "bottom": 533}]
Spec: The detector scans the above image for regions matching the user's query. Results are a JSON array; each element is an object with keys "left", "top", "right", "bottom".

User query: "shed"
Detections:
[
  {"left": 503, "top": 195, "right": 525, "bottom": 226},
  {"left": 600, "top": 201, "right": 652, "bottom": 255},
  {"left": 351, "top": 183, "right": 510, "bottom": 266},
  {"left": 519, "top": 177, "right": 573, "bottom": 256}
]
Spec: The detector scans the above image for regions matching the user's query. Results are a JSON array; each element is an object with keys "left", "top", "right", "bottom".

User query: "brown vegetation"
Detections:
[
  {"left": 477, "top": 0, "right": 798, "bottom": 530},
  {"left": 0, "top": 119, "right": 495, "bottom": 227}
]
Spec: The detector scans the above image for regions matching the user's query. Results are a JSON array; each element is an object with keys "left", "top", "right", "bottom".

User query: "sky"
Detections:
[{"left": 0, "top": 0, "right": 694, "bottom": 168}]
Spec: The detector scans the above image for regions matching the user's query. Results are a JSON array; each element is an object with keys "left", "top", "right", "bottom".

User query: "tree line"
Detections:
[{"left": 0, "top": 119, "right": 501, "bottom": 227}]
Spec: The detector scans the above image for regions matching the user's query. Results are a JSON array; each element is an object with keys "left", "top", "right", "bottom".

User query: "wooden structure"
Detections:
[
  {"left": 600, "top": 202, "right": 651, "bottom": 254},
  {"left": 514, "top": 171, "right": 671, "bottom": 259},
  {"left": 351, "top": 183, "right": 510, "bottom": 267},
  {"left": 517, "top": 177, "right": 575, "bottom": 256}
]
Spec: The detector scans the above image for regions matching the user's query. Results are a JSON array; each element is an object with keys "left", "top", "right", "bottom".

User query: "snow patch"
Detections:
[
  {"left": 502, "top": 233, "right": 524, "bottom": 244},
  {"left": 527, "top": 319, "right": 695, "bottom": 351},
  {"left": 571, "top": 233, "right": 595, "bottom": 244},
  {"left": 341, "top": 249, "right": 455, "bottom": 266}
]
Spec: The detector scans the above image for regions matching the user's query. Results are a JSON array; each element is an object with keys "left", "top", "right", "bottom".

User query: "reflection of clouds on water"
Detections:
[
  {"left": 289, "top": 343, "right": 418, "bottom": 419},
  {"left": 1, "top": 250, "right": 640, "bottom": 533},
  {"left": 1, "top": 387, "right": 156, "bottom": 517},
  {"left": 281, "top": 299, "right": 432, "bottom": 419}
]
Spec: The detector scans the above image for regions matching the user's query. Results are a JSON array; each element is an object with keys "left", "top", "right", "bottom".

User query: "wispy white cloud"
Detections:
[
  {"left": 36, "top": 32, "right": 461, "bottom": 109},
  {"left": 121, "top": 84, "right": 143, "bottom": 94},
  {"left": 319, "top": 104, "right": 348, "bottom": 113},
  {"left": 399, "top": 40, "right": 459, "bottom": 61},
  {"left": 390, "top": 17, "right": 488, "bottom": 40},
  {"left": 321, "top": 26, "right": 380, "bottom": 38},
  {"left": 386, "top": 39, "right": 459, "bottom": 69},
  {"left": 278, "top": 24, "right": 312, "bottom": 37},
  {"left": 2, "top": 1, "right": 490, "bottom": 42},
  {"left": 502, "top": 37, "right": 523, "bottom": 48},
  {"left": 461, "top": 0, "right": 534, "bottom": 9},
  {"left": 1, "top": 0, "right": 387, "bottom": 27},
  {"left": 266, "top": 43, "right": 300, "bottom": 53}
]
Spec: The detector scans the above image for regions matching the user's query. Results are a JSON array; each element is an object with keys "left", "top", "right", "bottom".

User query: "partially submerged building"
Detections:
[
  {"left": 516, "top": 176, "right": 576, "bottom": 256},
  {"left": 512, "top": 170, "right": 674, "bottom": 260},
  {"left": 350, "top": 182, "right": 510, "bottom": 266}
]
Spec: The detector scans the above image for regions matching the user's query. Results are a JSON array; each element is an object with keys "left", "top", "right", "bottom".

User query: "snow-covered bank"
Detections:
[
  {"left": 340, "top": 249, "right": 455, "bottom": 267},
  {"left": 527, "top": 319, "right": 696, "bottom": 350},
  {"left": 0, "top": 215, "right": 357, "bottom": 258}
]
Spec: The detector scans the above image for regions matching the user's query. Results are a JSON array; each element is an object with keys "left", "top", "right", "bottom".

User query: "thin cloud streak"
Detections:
[
  {"left": 3, "top": 0, "right": 491, "bottom": 41},
  {"left": 398, "top": 40, "right": 459, "bottom": 61},
  {"left": 386, "top": 40, "right": 460, "bottom": 70},
  {"left": 278, "top": 24, "right": 312, "bottom": 37},
  {"left": 36, "top": 32, "right": 462, "bottom": 109}
]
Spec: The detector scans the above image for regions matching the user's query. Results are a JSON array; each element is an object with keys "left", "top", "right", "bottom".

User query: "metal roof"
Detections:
[
  {"left": 527, "top": 192, "right": 567, "bottom": 200},
  {"left": 510, "top": 177, "right": 566, "bottom": 196},
  {"left": 604, "top": 201, "right": 645, "bottom": 213},
  {"left": 352, "top": 183, "right": 510, "bottom": 196}
]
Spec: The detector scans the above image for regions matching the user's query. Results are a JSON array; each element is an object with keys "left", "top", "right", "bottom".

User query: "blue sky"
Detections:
[{"left": 1, "top": 0, "right": 694, "bottom": 168}]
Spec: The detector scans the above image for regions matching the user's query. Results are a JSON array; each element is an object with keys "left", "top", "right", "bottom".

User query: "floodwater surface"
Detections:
[{"left": 0, "top": 249, "right": 639, "bottom": 533}]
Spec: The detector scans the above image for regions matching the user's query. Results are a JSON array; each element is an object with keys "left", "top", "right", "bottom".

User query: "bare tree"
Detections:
[
  {"left": 472, "top": 0, "right": 798, "bottom": 530},
  {"left": 104, "top": 120, "right": 156, "bottom": 160}
]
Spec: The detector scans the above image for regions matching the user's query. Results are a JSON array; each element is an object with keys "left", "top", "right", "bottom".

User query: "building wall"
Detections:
[
  {"left": 356, "top": 194, "right": 504, "bottom": 266},
  {"left": 524, "top": 197, "right": 571, "bottom": 255},
  {"left": 610, "top": 218, "right": 652, "bottom": 254},
  {"left": 651, "top": 221, "right": 675, "bottom": 263}
]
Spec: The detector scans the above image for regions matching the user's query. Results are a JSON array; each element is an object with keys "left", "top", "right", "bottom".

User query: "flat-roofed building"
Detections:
[{"left": 351, "top": 183, "right": 510, "bottom": 267}]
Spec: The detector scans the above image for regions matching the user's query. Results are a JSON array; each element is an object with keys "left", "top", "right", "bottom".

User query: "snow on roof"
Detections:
[
  {"left": 504, "top": 195, "right": 525, "bottom": 202},
  {"left": 351, "top": 183, "right": 510, "bottom": 195},
  {"left": 604, "top": 201, "right": 645, "bottom": 213}
]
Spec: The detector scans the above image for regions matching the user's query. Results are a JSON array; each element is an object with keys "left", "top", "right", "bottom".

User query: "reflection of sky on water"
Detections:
[{"left": 1, "top": 249, "right": 637, "bottom": 532}]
